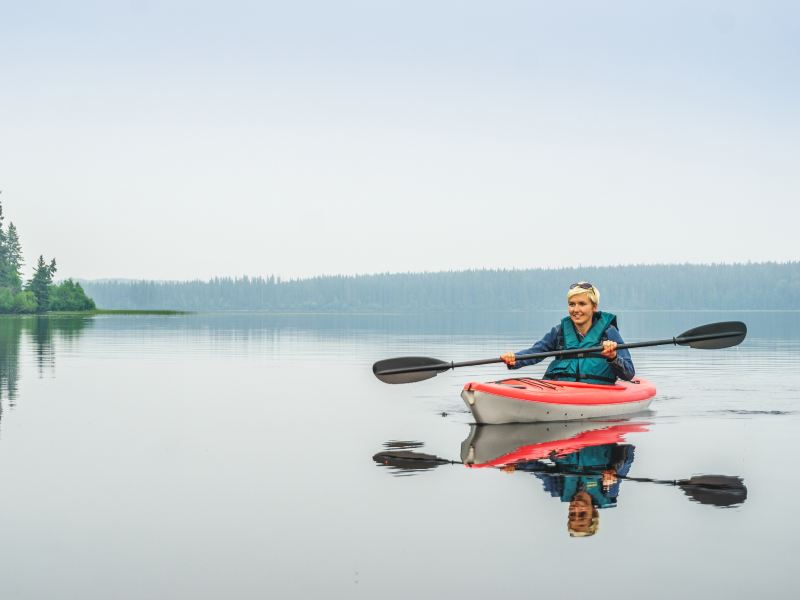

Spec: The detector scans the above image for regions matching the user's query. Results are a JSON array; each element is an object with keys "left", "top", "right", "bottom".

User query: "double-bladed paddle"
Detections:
[
  {"left": 372, "top": 450, "right": 747, "bottom": 507},
  {"left": 373, "top": 321, "right": 747, "bottom": 384}
]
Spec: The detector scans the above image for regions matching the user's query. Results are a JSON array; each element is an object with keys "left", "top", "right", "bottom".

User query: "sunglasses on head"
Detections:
[{"left": 569, "top": 282, "right": 594, "bottom": 290}]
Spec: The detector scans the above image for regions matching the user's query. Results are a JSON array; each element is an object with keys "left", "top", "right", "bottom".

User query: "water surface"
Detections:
[{"left": 0, "top": 311, "right": 797, "bottom": 598}]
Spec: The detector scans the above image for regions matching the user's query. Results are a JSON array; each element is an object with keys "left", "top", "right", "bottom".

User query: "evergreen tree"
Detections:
[
  {"left": 3, "top": 223, "right": 23, "bottom": 291},
  {"left": 0, "top": 201, "right": 8, "bottom": 288},
  {"left": 25, "top": 256, "right": 57, "bottom": 312}
]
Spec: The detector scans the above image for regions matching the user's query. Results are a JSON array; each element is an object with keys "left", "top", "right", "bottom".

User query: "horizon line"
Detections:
[{"left": 72, "top": 259, "right": 800, "bottom": 284}]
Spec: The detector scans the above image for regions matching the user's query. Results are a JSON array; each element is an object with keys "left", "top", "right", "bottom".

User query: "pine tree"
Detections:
[
  {"left": 25, "top": 255, "right": 57, "bottom": 312},
  {"left": 3, "top": 223, "right": 23, "bottom": 291},
  {"left": 0, "top": 201, "right": 8, "bottom": 287}
]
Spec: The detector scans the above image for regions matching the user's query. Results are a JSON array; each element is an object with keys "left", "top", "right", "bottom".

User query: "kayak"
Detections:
[
  {"left": 460, "top": 420, "right": 650, "bottom": 468},
  {"left": 461, "top": 377, "right": 656, "bottom": 424}
]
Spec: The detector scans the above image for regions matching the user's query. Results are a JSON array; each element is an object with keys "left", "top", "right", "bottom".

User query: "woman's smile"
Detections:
[{"left": 568, "top": 293, "right": 596, "bottom": 334}]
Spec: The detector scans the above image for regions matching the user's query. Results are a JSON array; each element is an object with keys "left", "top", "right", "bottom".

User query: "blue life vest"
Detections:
[
  {"left": 553, "top": 444, "right": 632, "bottom": 507},
  {"left": 544, "top": 312, "right": 618, "bottom": 385}
]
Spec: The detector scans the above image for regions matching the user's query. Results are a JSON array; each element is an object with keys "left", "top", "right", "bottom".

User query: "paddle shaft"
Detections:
[
  {"left": 375, "top": 451, "right": 742, "bottom": 490},
  {"left": 514, "top": 466, "right": 742, "bottom": 491},
  {"left": 379, "top": 330, "right": 740, "bottom": 376}
]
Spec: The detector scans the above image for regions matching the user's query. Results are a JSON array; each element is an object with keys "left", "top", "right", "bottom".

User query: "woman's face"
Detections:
[
  {"left": 568, "top": 292, "right": 597, "bottom": 332},
  {"left": 568, "top": 491, "right": 595, "bottom": 533}
]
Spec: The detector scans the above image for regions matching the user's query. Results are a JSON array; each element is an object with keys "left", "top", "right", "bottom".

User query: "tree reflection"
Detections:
[
  {"left": 0, "top": 315, "right": 92, "bottom": 421},
  {"left": 0, "top": 317, "right": 23, "bottom": 412}
]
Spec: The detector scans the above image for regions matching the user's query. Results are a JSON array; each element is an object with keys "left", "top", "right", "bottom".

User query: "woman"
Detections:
[{"left": 500, "top": 282, "right": 634, "bottom": 384}]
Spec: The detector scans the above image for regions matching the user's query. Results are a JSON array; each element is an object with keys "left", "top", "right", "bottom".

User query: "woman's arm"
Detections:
[{"left": 502, "top": 326, "right": 561, "bottom": 369}]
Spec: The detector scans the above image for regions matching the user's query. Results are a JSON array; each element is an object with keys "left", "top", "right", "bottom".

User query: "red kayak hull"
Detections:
[{"left": 461, "top": 377, "right": 657, "bottom": 424}]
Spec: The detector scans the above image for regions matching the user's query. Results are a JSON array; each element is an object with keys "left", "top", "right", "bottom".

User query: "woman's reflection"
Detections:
[
  {"left": 465, "top": 421, "right": 644, "bottom": 537},
  {"left": 509, "top": 439, "right": 636, "bottom": 537},
  {"left": 375, "top": 419, "right": 747, "bottom": 538}
]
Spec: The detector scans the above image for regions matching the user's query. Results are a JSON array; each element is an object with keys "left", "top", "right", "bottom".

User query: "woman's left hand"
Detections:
[{"left": 600, "top": 340, "right": 617, "bottom": 361}]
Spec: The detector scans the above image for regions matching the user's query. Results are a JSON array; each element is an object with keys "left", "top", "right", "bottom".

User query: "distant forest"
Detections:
[{"left": 80, "top": 262, "right": 800, "bottom": 311}]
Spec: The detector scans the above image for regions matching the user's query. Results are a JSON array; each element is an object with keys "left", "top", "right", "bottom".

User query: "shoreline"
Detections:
[{"left": 0, "top": 309, "right": 191, "bottom": 317}]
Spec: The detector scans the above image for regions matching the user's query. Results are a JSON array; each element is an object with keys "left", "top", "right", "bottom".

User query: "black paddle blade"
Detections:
[
  {"left": 677, "top": 321, "right": 747, "bottom": 349},
  {"left": 372, "top": 450, "right": 452, "bottom": 472},
  {"left": 372, "top": 356, "right": 451, "bottom": 384},
  {"left": 678, "top": 475, "right": 748, "bottom": 507}
]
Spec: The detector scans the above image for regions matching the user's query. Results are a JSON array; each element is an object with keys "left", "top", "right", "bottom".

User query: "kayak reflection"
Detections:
[
  {"left": 463, "top": 421, "right": 646, "bottom": 537},
  {"left": 461, "top": 420, "right": 646, "bottom": 468},
  {"left": 374, "top": 419, "right": 747, "bottom": 536},
  {"left": 462, "top": 421, "right": 747, "bottom": 508}
]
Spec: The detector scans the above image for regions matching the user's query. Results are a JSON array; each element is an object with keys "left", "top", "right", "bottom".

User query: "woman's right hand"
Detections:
[{"left": 500, "top": 352, "right": 516, "bottom": 367}]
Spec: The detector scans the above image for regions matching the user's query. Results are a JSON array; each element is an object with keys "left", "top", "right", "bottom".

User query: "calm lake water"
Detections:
[{"left": 0, "top": 311, "right": 798, "bottom": 599}]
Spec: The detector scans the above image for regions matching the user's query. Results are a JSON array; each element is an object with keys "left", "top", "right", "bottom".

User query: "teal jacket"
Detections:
[{"left": 510, "top": 312, "right": 635, "bottom": 383}]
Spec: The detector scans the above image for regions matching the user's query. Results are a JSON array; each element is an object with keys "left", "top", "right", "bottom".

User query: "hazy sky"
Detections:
[{"left": 1, "top": 1, "right": 798, "bottom": 280}]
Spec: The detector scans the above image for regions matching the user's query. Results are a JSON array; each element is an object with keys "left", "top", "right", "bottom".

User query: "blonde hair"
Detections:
[
  {"left": 568, "top": 512, "right": 600, "bottom": 537},
  {"left": 567, "top": 282, "right": 600, "bottom": 306}
]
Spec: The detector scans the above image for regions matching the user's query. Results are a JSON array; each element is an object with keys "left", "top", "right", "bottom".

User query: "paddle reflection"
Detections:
[
  {"left": 374, "top": 419, "right": 747, "bottom": 537},
  {"left": 374, "top": 440, "right": 452, "bottom": 476}
]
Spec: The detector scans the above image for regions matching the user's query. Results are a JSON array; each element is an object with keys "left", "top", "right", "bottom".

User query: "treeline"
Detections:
[
  {"left": 0, "top": 202, "right": 95, "bottom": 313},
  {"left": 80, "top": 262, "right": 800, "bottom": 311}
]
